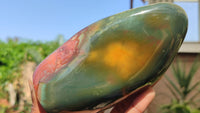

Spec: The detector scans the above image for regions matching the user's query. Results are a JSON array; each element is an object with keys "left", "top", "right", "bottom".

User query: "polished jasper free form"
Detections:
[{"left": 32, "top": 3, "right": 188, "bottom": 113}]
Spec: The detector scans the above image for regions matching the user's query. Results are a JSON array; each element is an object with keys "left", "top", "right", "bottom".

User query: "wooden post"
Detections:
[{"left": 130, "top": 0, "right": 133, "bottom": 9}]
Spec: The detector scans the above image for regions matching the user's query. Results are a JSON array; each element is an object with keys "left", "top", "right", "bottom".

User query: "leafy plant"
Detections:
[
  {"left": 161, "top": 58, "right": 200, "bottom": 113},
  {"left": 161, "top": 99, "right": 200, "bottom": 113},
  {"left": 0, "top": 36, "right": 64, "bottom": 112},
  {"left": 0, "top": 36, "right": 63, "bottom": 86}
]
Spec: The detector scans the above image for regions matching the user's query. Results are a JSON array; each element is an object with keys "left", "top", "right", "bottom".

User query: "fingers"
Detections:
[
  {"left": 111, "top": 87, "right": 155, "bottom": 113},
  {"left": 126, "top": 88, "right": 155, "bottom": 113}
]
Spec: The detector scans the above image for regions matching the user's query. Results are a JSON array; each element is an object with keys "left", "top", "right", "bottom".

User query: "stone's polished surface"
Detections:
[{"left": 32, "top": 3, "right": 188, "bottom": 113}]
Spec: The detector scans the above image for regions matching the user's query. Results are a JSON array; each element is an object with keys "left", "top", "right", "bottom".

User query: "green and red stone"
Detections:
[{"left": 31, "top": 3, "right": 188, "bottom": 113}]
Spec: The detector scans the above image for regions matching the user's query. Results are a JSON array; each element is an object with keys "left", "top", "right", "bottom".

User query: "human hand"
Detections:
[{"left": 110, "top": 87, "right": 155, "bottom": 113}]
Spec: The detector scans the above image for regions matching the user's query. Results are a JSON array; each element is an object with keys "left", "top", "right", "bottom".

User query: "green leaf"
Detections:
[
  {"left": 187, "top": 81, "right": 200, "bottom": 95},
  {"left": 172, "top": 60, "right": 185, "bottom": 88},
  {"left": 164, "top": 81, "right": 180, "bottom": 101},
  {"left": 185, "top": 57, "right": 199, "bottom": 90},
  {"left": 165, "top": 75, "right": 182, "bottom": 98},
  {"left": 189, "top": 90, "right": 200, "bottom": 102}
]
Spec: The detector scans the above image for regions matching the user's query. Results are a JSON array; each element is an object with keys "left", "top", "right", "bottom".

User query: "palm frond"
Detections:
[
  {"left": 172, "top": 60, "right": 185, "bottom": 88},
  {"left": 189, "top": 90, "right": 200, "bottom": 103},
  {"left": 165, "top": 75, "right": 182, "bottom": 97},
  {"left": 185, "top": 57, "right": 199, "bottom": 90},
  {"left": 187, "top": 81, "right": 200, "bottom": 95},
  {"left": 165, "top": 81, "right": 180, "bottom": 101}
]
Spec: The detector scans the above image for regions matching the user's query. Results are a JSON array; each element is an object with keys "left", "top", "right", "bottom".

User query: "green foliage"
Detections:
[
  {"left": 0, "top": 38, "right": 62, "bottom": 86},
  {"left": 0, "top": 37, "right": 64, "bottom": 112},
  {"left": 161, "top": 100, "right": 200, "bottom": 113},
  {"left": 161, "top": 58, "right": 200, "bottom": 113}
]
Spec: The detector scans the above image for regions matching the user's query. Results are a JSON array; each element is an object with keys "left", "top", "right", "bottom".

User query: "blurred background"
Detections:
[{"left": 0, "top": 0, "right": 199, "bottom": 113}]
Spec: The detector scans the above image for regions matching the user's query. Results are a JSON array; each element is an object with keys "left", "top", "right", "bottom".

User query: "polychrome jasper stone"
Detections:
[{"left": 32, "top": 3, "right": 188, "bottom": 113}]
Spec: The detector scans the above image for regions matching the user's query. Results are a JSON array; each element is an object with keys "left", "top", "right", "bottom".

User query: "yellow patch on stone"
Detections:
[
  {"left": 103, "top": 42, "right": 137, "bottom": 79},
  {"left": 103, "top": 41, "right": 155, "bottom": 79},
  {"left": 86, "top": 40, "right": 156, "bottom": 80}
]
